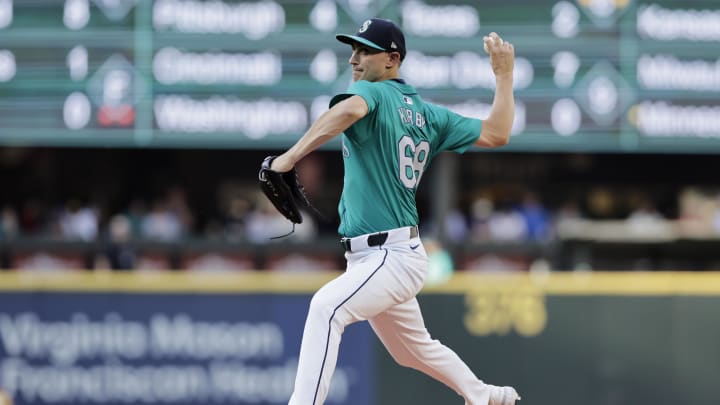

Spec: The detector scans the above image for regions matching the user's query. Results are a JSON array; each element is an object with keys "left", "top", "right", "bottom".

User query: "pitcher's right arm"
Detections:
[{"left": 476, "top": 32, "right": 515, "bottom": 148}]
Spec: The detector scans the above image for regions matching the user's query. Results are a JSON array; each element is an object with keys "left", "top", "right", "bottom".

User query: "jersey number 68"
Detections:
[{"left": 398, "top": 135, "right": 430, "bottom": 189}]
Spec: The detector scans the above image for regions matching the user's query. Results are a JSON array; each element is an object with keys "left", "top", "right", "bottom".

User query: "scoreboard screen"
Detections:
[{"left": 0, "top": 0, "right": 718, "bottom": 152}]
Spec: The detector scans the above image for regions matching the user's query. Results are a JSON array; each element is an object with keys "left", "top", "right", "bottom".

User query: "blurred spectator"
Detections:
[
  {"left": 676, "top": 187, "right": 716, "bottom": 237},
  {"left": 104, "top": 214, "right": 136, "bottom": 270},
  {"left": 165, "top": 186, "right": 194, "bottom": 234},
  {"left": 137, "top": 187, "right": 193, "bottom": 241},
  {"left": 125, "top": 198, "right": 147, "bottom": 238},
  {"left": 445, "top": 209, "right": 470, "bottom": 242},
  {"left": 586, "top": 187, "right": 616, "bottom": 219},
  {"left": 624, "top": 196, "right": 673, "bottom": 241},
  {"left": 555, "top": 199, "right": 582, "bottom": 222},
  {"left": 553, "top": 198, "right": 583, "bottom": 237},
  {"left": 424, "top": 208, "right": 469, "bottom": 243},
  {"left": 0, "top": 206, "right": 18, "bottom": 239},
  {"left": 469, "top": 195, "right": 494, "bottom": 241},
  {"left": 141, "top": 198, "right": 184, "bottom": 241},
  {"left": 487, "top": 201, "right": 527, "bottom": 241},
  {"left": 58, "top": 200, "right": 98, "bottom": 241},
  {"left": 215, "top": 181, "right": 252, "bottom": 241},
  {"left": 627, "top": 198, "right": 663, "bottom": 224},
  {"left": 224, "top": 195, "right": 250, "bottom": 239},
  {"left": 517, "top": 192, "right": 551, "bottom": 241}
]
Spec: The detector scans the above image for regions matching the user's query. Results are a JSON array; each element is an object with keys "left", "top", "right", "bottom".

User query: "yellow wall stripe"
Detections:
[
  {"left": 1, "top": 271, "right": 720, "bottom": 295},
  {"left": 0, "top": 271, "right": 337, "bottom": 294},
  {"left": 425, "top": 272, "right": 720, "bottom": 295}
]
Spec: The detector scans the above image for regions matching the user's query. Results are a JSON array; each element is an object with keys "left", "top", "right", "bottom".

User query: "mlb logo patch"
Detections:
[{"left": 403, "top": 96, "right": 413, "bottom": 105}]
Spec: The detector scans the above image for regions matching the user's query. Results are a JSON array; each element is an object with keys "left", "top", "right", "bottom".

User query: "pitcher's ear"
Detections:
[{"left": 386, "top": 51, "right": 401, "bottom": 67}]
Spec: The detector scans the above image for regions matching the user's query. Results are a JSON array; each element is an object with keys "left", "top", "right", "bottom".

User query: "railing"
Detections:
[{"left": 2, "top": 224, "right": 719, "bottom": 271}]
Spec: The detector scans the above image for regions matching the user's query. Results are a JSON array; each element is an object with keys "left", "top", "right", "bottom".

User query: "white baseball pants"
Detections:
[{"left": 288, "top": 230, "right": 493, "bottom": 405}]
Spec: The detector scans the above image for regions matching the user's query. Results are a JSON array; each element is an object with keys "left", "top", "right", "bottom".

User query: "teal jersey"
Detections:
[{"left": 330, "top": 79, "right": 481, "bottom": 237}]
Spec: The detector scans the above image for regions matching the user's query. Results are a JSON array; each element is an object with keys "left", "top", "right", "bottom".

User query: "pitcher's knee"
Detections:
[
  {"left": 308, "top": 288, "right": 354, "bottom": 330},
  {"left": 308, "top": 290, "right": 335, "bottom": 319}
]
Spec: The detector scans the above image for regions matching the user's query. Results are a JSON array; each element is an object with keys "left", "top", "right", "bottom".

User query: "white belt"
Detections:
[{"left": 340, "top": 225, "right": 419, "bottom": 252}]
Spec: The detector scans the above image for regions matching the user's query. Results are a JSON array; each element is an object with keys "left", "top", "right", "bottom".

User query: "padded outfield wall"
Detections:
[{"left": 0, "top": 272, "right": 717, "bottom": 405}]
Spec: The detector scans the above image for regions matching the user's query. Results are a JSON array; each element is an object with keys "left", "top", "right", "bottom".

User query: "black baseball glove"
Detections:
[{"left": 258, "top": 156, "right": 311, "bottom": 224}]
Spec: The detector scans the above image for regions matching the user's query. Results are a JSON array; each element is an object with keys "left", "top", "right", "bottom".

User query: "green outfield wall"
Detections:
[
  {"left": 0, "top": 272, "right": 718, "bottom": 405},
  {"left": 381, "top": 273, "right": 720, "bottom": 405}
]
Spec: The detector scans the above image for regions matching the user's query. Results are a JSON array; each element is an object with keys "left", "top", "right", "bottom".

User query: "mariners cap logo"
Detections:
[{"left": 359, "top": 20, "right": 371, "bottom": 33}]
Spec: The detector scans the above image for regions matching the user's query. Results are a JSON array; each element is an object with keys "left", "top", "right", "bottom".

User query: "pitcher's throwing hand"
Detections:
[{"left": 484, "top": 32, "right": 515, "bottom": 78}]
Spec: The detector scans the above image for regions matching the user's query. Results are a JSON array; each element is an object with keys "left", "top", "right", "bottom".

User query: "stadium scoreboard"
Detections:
[{"left": 0, "top": 0, "right": 719, "bottom": 152}]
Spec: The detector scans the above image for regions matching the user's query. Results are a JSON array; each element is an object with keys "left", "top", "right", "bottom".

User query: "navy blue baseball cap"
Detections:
[{"left": 336, "top": 18, "right": 406, "bottom": 61}]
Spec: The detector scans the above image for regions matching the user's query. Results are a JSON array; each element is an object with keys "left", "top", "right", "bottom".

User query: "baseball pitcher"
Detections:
[{"left": 260, "top": 18, "right": 519, "bottom": 405}]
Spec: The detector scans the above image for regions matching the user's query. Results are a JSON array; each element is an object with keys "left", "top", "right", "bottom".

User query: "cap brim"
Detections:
[{"left": 336, "top": 34, "right": 386, "bottom": 51}]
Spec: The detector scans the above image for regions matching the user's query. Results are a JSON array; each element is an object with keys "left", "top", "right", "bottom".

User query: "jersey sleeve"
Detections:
[
  {"left": 434, "top": 106, "right": 482, "bottom": 154},
  {"left": 329, "top": 80, "right": 382, "bottom": 143},
  {"left": 329, "top": 80, "right": 381, "bottom": 111}
]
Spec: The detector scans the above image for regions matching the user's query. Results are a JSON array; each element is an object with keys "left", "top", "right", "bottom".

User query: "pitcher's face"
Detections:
[{"left": 348, "top": 43, "right": 398, "bottom": 82}]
